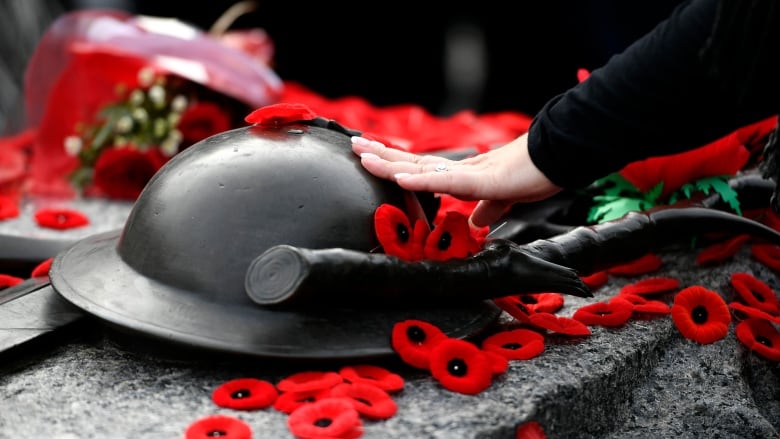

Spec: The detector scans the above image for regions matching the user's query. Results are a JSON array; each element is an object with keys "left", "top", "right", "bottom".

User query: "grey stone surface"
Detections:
[{"left": 0, "top": 224, "right": 779, "bottom": 438}]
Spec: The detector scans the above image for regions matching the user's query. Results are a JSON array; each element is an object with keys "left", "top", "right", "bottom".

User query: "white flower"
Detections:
[
  {"left": 171, "top": 95, "right": 188, "bottom": 113},
  {"left": 63, "top": 136, "right": 82, "bottom": 156},
  {"left": 148, "top": 85, "right": 166, "bottom": 108},
  {"left": 137, "top": 67, "right": 155, "bottom": 88},
  {"left": 115, "top": 115, "right": 134, "bottom": 133}
]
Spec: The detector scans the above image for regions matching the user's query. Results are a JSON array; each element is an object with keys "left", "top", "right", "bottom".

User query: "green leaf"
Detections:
[{"left": 587, "top": 195, "right": 654, "bottom": 223}]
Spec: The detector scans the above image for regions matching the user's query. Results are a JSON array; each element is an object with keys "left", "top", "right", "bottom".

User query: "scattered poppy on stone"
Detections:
[
  {"left": 513, "top": 293, "right": 565, "bottom": 314},
  {"left": 244, "top": 102, "right": 317, "bottom": 126},
  {"left": 185, "top": 414, "right": 252, "bottom": 439},
  {"left": 330, "top": 382, "right": 398, "bottom": 419},
  {"left": 728, "top": 302, "right": 780, "bottom": 324},
  {"left": 374, "top": 203, "right": 427, "bottom": 261},
  {"left": 391, "top": 319, "right": 448, "bottom": 370},
  {"left": 493, "top": 296, "right": 534, "bottom": 324},
  {"left": 287, "top": 397, "right": 363, "bottom": 439},
  {"left": 31, "top": 258, "right": 53, "bottom": 278},
  {"left": 580, "top": 271, "right": 609, "bottom": 289},
  {"left": 730, "top": 272, "right": 780, "bottom": 315},
  {"left": 34, "top": 207, "right": 89, "bottom": 230},
  {"left": 671, "top": 286, "right": 731, "bottom": 344},
  {"left": 696, "top": 234, "right": 750, "bottom": 266},
  {"left": 606, "top": 253, "right": 663, "bottom": 276},
  {"left": 277, "top": 371, "right": 343, "bottom": 393},
  {"left": 750, "top": 243, "right": 780, "bottom": 271},
  {"left": 211, "top": 378, "right": 278, "bottom": 410},
  {"left": 619, "top": 276, "right": 680, "bottom": 297},
  {"left": 735, "top": 318, "right": 780, "bottom": 362},
  {"left": 616, "top": 294, "right": 671, "bottom": 315},
  {"left": 572, "top": 299, "right": 634, "bottom": 327},
  {"left": 273, "top": 388, "right": 333, "bottom": 415},
  {"left": 481, "top": 329, "right": 545, "bottom": 361},
  {"left": 338, "top": 365, "right": 404, "bottom": 393},
  {"left": 0, "top": 274, "right": 24, "bottom": 288},
  {"left": 429, "top": 338, "right": 494, "bottom": 395},
  {"left": 516, "top": 420, "right": 547, "bottom": 439},
  {"left": 528, "top": 312, "right": 591, "bottom": 336}
]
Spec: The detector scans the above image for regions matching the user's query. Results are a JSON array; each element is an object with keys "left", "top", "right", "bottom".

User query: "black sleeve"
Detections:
[{"left": 527, "top": 0, "right": 780, "bottom": 189}]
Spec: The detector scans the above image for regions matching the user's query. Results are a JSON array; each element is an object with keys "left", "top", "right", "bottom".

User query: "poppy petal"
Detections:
[
  {"left": 730, "top": 272, "right": 780, "bottom": 315},
  {"left": 493, "top": 296, "right": 534, "bottom": 324},
  {"left": 0, "top": 274, "right": 24, "bottom": 288},
  {"left": 212, "top": 378, "right": 278, "bottom": 410},
  {"left": 696, "top": 234, "right": 750, "bottom": 266},
  {"left": 276, "top": 371, "right": 343, "bottom": 393},
  {"left": 735, "top": 318, "right": 780, "bottom": 362},
  {"left": 338, "top": 364, "right": 404, "bottom": 393},
  {"left": 244, "top": 102, "right": 317, "bottom": 126},
  {"left": 429, "top": 338, "right": 494, "bottom": 395},
  {"left": 728, "top": 302, "right": 780, "bottom": 324},
  {"left": 580, "top": 271, "right": 609, "bottom": 289},
  {"left": 287, "top": 397, "right": 363, "bottom": 439},
  {"left": 606, "top": 253, "right": 662, "bottom": 276},
  {"left": 671, "top": 286, "right": 731, "bottom": 344},
  {"left": 391, "top": 319, "right": 448, "bottom": 369},
  {"left": 423, "top": 210, "right": 481, "bottom": 260},
  {"left": 528, "top": 312, "right": 591, "bottom": 336},
  {"left": 572, "top": 299, "right": 634, "bottom": 327},
  {"left": 750, "top": 243, "right": 780, "bottom": 271},
  {"left": 31, "top": 258, "right": 53, "bottom": 278},
  {"left": 273, "top": 388, "right": 333, "bottom": 414},
  {"left": 516, "top": 420, "right": 548, "bottom": 439},
  {"left": 482, "top": 329, "right": 545, "bottom": 361},
  {"left": 619, "top": 276, "right": 680, "bottom": 296},
  {"left": 617, "top": 294, "right": 671, "bottom": 315},
  {"left": 330, "top": 382, "right": 398, "bottom": 419},
  {"left": 34, "top": 208, "right": 90, "bottom": 230},
  {"left": 185, "top": 415, "right": 252, "bottom": 439},
  {"left": 515, "top": 293, "right": 565, "bottom": 314}
]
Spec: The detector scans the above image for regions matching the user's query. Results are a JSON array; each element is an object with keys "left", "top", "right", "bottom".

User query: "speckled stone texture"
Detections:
[{"left": 0, "top": 218, "right": 779, "bottom": 438}]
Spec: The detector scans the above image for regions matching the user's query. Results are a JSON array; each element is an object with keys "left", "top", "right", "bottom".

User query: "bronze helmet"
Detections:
[{"left": 50, "top": 119, "right": 500, "bottom": 360}]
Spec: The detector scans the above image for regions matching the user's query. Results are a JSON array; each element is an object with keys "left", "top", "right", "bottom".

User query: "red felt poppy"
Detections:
[
  {"left": 580, "top": 271, "right": 609, "bottom": 289},
  {"left": 735, "top": 318, "right": 780, "bottom": 362},
  {"left": 696, "top": 234, "right": 750, "bottom": 266},
  {"left": 576, "top": 68, "right": 591, "bottom": 83},
  {"left": 31, "top": 258, "right": 53, "bottom": 278},
  {"left": 616, "top": 294, "right": 671, "bottom": 315},
  {"left": 338, "top": 365, "right": 404, "bottom": 393},
  {"left": 273, "top": 388, "right": 333, "bottom": 415},
  {"left": 728, "top": 302, "right": 780, "bottom": 324},
  {"left": 493, "top": 296, "right": 534, "bottom": 324},
  {"left": 34, "top": 207, "right": 90, "bottom": 230},
  {"left": 619, "top": 277, "right": 681, "bottom": 297},
  {"left": 244, "top": 102, "right": 318, "bottom": 126},
  {"left": 762, "top": 208, "right": 780, "bottom": 231},
  {"left": 671, "top": 286, "right": 731, "bottom": 344},
  {"left": 481, "top": 329, "right": 545, "bottom": 361},
  {"left": 429, "top": 338, "right": 495, "bottom": 395},
  {"left": 730, "top": 272, "right": 780, "bottom": 315},
  {"left": 391, "top": 319, "right": 449, "bottom": 370},
  {"left": 750, "top": 243, "right": 780, "bottom": 271},
  {"left": 424, "top": 210, "right": 483, "bottom": 260},
  {"left": 572, "top": 299, "right": 634, "bottom": 327},
  {"left": 0, "top": 274, "right": 24, "bottom": 288},
  {"left": 606, "top": 253, "right": 663, "bottom": 277},
  {"left": 91, "top": 147, "right": 167, "bottom": 200},
  {"left": 287, "top": 397, "right": 363, "bottom": 439},
  {"left": 184, "top": 414, "right": 252, "bottom": 439},
  {"left": 330, "top": 382, "right": 398, "bottom": 420},
  {"left": 211, "top": 378, "right": 278, "bottom": 410},
  {"left": 374, "top": 203, "right": 428, "bottom": 261},
  {"left": 0, "top": 195, "right": 20, "bottom": 220},
  {"left": 516, "top": 420, "right": 547, "bottom": 439},
  {"left": 484, "top": 350, "right": 510, "bottom": 374},
  {"left": 514, "top": 293, "right": 565, "bottom": 314},
  {"left": 528, "top": 312, "right": 591, "bottom": 336},
  {"left": 277, "top": 371, "right": 343, "bottom": 393}
]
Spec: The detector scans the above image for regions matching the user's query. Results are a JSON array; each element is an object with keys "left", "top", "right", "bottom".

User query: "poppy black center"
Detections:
[
  {"left": 502, "top": 342, "right": 522, "bottom": 350},
  {"left": 437, "top": 232, "right": 452, "bottom": 251},
  {"left": 514, "top": 303, "right": 530, "bottom": 315},
  {"left": 297, "top": 396, "right": 316, "bottom": 403},
  {"left": 207, "top": 431, "right": 227, "bottom": 437},
  {"left": 314, "top": 418, "right": 333, "bottom": 428},
  {"left": 407, "top": 326, "right": 427, "bottom": 343},
  {"left": 756, "top": 335, "right": 772, "bottom": 347},
  {"left": 447, "top": 358, "right": 468, "bottom": 377},
  {"left": 231, "top": 389, "right": 250, "bottom": 399},
  {"left": 596, "top": 311, "right": 612, "bottom": 316},
  {"left": 752, "top": 290, "right": 766, "bottom": 303},
  {"left": 396, "top": 223, "right": 410, "bottom": 243},
  {"left": 356, "top": 397, "right": 372, "bottom": 406},
  {"left": 691, "top": 305, "right": 708, "bottom": 324},
  {"left": 519, "top": 296, "right": 538, "bottom": 304}
]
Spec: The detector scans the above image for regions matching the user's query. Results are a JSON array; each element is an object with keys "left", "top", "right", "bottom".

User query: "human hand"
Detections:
[{"left": 352, "top": 133, "right": 563, "bottom": 227}]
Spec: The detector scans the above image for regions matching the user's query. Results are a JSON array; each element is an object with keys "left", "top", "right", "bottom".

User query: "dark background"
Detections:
[{"left": 1, "top": 1, "right": 684, "bottom": 134}]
